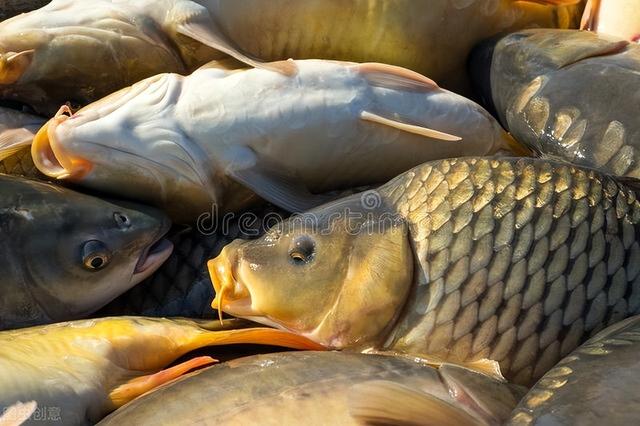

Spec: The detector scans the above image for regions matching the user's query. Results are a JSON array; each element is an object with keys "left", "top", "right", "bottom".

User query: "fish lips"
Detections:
[{"left": 130, "top": 214, "right": 173, "bottom": 285}]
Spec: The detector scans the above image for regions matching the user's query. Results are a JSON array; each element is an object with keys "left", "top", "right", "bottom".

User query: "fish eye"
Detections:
[
  {"left": 81, "top": 240, "right": 112, "bottom": 271},
  {"left": 289, "top": 235, "right": 315, "bottom": 265},
  {"left": 114, "top": 212, "right": 131, "bottom": 229}
]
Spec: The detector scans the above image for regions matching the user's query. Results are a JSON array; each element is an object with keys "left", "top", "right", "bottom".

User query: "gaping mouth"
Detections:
[
  {"left": 31, "top": 105, "right": 92, "bottom": 180},
  {"left": 132, "top": 238, "right": 174, "bottom": 284},
  {"left": 208, "top": 245, "right": 254, "bottom": 323}
]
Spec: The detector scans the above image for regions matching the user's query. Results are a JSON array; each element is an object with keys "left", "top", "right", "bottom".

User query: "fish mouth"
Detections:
[
  {"left": 208, "top": 244, "right": 255, "bottom": 323},
  {"left": 132, "top": 238, "right": 174, "bottom": 285},
  {"left": 32, "top": 105, "right": 92, "bottom": 180}
]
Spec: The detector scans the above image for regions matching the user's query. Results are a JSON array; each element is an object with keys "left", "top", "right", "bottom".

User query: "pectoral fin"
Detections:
[
  {"left": 109, "top": 356, "right": 217, "bottom": 408},
  {"left": 174, "top": 4, "right": 296, "bottom": 75},
  {"left": 229, "top": 165, "right": 334, "bottom": 212},
  {"left": 361, "top": 111, "right": 462, "bottom": 141},
  {"left": 349, "top": 380, "right": 486, "bottom": 426},
  {"left": 580, "top": 0, "right": 601, "bottom": 30},
  {"left": 0, "top": 128, "right": 36, "bottom": 161},
  {"left": 0, "top": 401, "right": 37, "bottom": 426},
  {"left": 355, "top": 63, "right": 439, "bottom": 92}
]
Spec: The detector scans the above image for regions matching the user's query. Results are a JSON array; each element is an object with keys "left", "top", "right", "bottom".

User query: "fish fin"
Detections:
[
  {"left": 355, "top": 62, "right": 439, "bottom": 92},
  {"left": 349, "top": 380, "right": 486, "bottom": 426},
  {"left": 500, "top": 132, "right": 533, "bottom": 157},
  {"left": 514, "top": 0, "right": 582, "bottom": 6},
  {"left": 227, "top": 164, "right": 334, "bottom": 213},
  {"left": 361, "top": 111, "right": 462, "bottom": 141},
  {"left": 0, "top": 401, "right": 37, "bottom": 426},
  {"left": 439, "top": 364, "right": 521, "bottom": 424},
  {"left": 186, "top": 326, "right": 326, "bottom": 352},
  {"left": 197, "top": 58, "right": 250, "bottom": 72},
  {"left": 0, "top": 50, "right": 34, "bottom": 85},
  {"left": 174, "top": 4, "right": 296, "bottom": 76},
  {"left": 581, "top": 0, "right": 601, "bottom": 30},
  {"left": 0, "top": 128, "right": 35, "bottom": 161},
  {"left": 109, "top": 356, "right": 217, "bottom": 408}
]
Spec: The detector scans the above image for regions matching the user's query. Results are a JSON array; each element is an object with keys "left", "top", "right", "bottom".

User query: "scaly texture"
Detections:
[
  {"left": 381, "top": 157, "right": 640, "bottom": 385},
  {"left": 0, "top": 146, "right": 41, "bottom": 178}
]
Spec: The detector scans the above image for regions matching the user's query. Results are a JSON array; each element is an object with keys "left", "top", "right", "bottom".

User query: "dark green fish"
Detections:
[
  {"left": 510, "top": 314, "right": 640, "bottom": 425},
  {"left": 471, "top": 29, "right": 640, "bottom": 177},
  {"left": 98, "top": 351, "right": 524, "bottom": 426},
  {"left": 0, "top": 174, "right": 172, "bottom": 329}
]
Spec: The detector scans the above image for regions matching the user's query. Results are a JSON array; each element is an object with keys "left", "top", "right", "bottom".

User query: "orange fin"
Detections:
[
  {"left": 186, "top": 327, "right": 327, "bottom": 353},
  {"left": 0, "top": 401, "right": 37, "bottom": 426},
  {"left": 580, "top": 0, "right": 601, "bottom": 30},
  {"left": 515, "top": 0, "right": 582, "bottom": 6},
  {"left": 355, "top": 62, "right": 438, "bottom": 92},
  {"left": 0, "top": 50, "right": 34, "bottom": 85},
  {"left": 109, "top": 356, "right": 217, "bottom": 408},
  {"left": 360, "top": 111, "right": 462, "bottom": 141}
]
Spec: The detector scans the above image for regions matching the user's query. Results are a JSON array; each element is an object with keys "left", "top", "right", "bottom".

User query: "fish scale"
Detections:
[
  {"left": 380, "top": 157, "right": 640, "bottom": 385},
  {"left": 0, "top": 147, "right": 41, "bottom": 178}
]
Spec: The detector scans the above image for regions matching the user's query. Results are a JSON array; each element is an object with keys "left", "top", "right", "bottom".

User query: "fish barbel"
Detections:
[{"left": 209, "top": 157, "right": 640, "bottom": 385}]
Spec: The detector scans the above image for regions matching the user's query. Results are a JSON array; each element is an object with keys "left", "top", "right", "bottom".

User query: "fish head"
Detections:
[
  {"left": 31, "top": 74, "right": 216, "bottom": 222},
  {"left": 18, "top": 186, "right": 173, "bottom": 320},
  {"left": 0, "top": 0, "right": 184, "bottom": 113},
  {"left": 208, "top": 193, "right": 415, "bottom": 349}
]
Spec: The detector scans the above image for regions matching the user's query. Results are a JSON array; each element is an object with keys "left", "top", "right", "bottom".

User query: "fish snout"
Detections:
[
  {"left": 208, "top": 242, "right": 252, "bottom": 321},
  {"left": 31, "top": 105, "right": 92, "bottom": 180}
]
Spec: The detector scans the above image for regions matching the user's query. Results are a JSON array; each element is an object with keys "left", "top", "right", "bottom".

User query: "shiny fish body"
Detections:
[
  {"left": 473, "top": 29, "right": 640, "bottom": 177},
  {"left": 0, "top": 317, "right": 323, "bottom": 425},
  {"left": 33, "top": 60, "right": 509, "bottom": 222},
  {"left": 98, "top": 351, "right": 523, "bottom": 426},
  {"left": 0, "top": 175, "right": 172, "bottom": 330},
  {"left": 210, "top": 157, "right": 640, "bottom": 386},
  {"left": 0, "top": 0, "right": 582, "bottom": 113},
  {"left": 510, "top": 314, "right": 640, "bottom": 425}
]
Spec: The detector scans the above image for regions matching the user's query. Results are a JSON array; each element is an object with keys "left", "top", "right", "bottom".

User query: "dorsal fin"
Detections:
[{"left": 355, "top": 62, "right": 439, "bottom": 92}]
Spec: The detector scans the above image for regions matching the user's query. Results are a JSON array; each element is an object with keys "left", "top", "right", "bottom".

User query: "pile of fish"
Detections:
[{"left": 1, "top": 0, "right": 640, "bottom": 425}]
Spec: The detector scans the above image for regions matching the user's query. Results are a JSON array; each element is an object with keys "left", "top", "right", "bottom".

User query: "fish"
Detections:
[
  {"left": 509, "top": 314, "right": 640, "bottom": 425},
  {"left": 209, "top": 157, "right": 640, "bottom": 385},
  {"left": 470, "top": 29, "right": 640, "bottom": 178},
  {"left": 0, "top": 0, "right": 583, "bottom": 114},
  {"left": 100, "top": 205, "right": 287, "bottom": 319},
  {"left": 581, "top": 0, "right": 640, "bottom": 41},
  {"left": 30, "top": 59, "right": 514, "bottom": 223},
  {"left": 0, "top": 1, "right": 49, "bottom": 21},
  {"left": 0, "top": 174, "right": 173, "bottom": 330},
  {"left": 0, "top": 106, "right": 43, "bottom": 178},
  {"left": 0, "top": 317, "right": 324, "bottom": 425},
  {"left": 97, "top": 351, "right": 524, "bottom": 426}
]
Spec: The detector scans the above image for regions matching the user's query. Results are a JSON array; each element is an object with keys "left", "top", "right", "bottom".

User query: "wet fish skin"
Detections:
[
  {"left": 0, "top": 0, "right": 582, "bottom": 113},
  {"left": 471, "top": 29, "right": 640, "bottom": 177},
  {"left": 100, "top": 205, "right": 287, "bottom": 318},
  {"left": 210, "top": 157, "right": 640, "bottom": 385},
  {"left": 0, "top": 317, "right": 324, "bottom": 426},
  {"left": 0, "top": 175, "right": 173, "bottom": 330},
  {"left": 509, "top": 314, "right": 640, "bottom": 425},
  {"left": 31, "top": 60, "right": 510, "bottom": 223},
  {"left": 98, "top": 351, "right": 523, "bottom": 426}
]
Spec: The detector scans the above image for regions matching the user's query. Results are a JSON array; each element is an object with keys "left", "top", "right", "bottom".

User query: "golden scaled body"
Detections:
[{"left": 383, "top": 158, "right": 640, "bottom": 385}]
